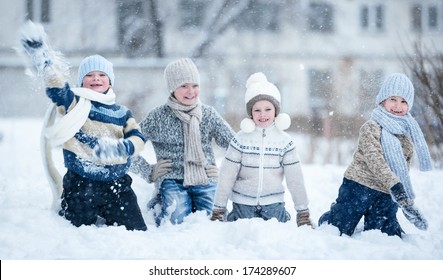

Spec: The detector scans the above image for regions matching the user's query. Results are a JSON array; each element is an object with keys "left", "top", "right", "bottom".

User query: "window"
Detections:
[
  {"left": 360, "top": 4, "right": 385, "bottom": 32},
  {"left": 309, "top": 69, "right": 333, "bottom": 111},
  {"left": 308, "top": 2, "right": 334, "bottom": 33},
  {"left": 118, "top": 1, "right": 150, "bottom": 56},
  {"left": 26, "top": 0, "right": 50, "bottom": 23},
  {"left": 179, "top": 0, "right": 207, "bottom": 29},
  {"left": 358, "top": 69, "right": 383, "bottom": 116},
  {"left": 428, "top": 6, "right": 438, "bottom": 29},
  {"left": 411, "top": 3, "right": 441, "bottom": 32},
  {"left": 235, "top": 1, "right": 280, "bottom": 32},
  {"left": 412, "top": 4, "right": 423, "bottom": 31}
]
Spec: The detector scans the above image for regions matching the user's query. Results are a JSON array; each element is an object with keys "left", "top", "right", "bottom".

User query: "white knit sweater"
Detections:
[{"left": 213, "top": 124, "right": 309, "bottom": 211}]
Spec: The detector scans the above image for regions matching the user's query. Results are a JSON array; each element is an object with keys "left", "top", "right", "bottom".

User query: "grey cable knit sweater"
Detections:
[{"left": 130, "top": 103, "right": 234, "bottom": 187}]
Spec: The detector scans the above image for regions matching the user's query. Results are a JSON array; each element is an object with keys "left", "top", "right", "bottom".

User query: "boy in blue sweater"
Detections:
[
  {"left": 20, "top": 21, "right": 147, "bottom": 231},
  {"left": 51, "top": 55, "right": 147, "bottom": 231}
]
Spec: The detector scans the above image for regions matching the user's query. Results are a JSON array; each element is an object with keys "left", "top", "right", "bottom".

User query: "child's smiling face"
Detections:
[
  {"left": 82, "top": 71, "right": 111, "bottom": 93},
  {"left": 382, "top": 96, "right": 409, "bottom": 116},
  {"left": 251, "top": 100, "right": 276, "bottom": 128},
  {"left": 173, "top": 83, "right": 200, "bottom": 106}
]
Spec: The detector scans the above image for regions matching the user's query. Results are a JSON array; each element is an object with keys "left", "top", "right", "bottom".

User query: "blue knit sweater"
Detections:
[{"left": 46, "top": 83, "right": 145, "bottom": 181}]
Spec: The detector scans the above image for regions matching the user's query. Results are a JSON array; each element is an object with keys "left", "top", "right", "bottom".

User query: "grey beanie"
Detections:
[
  {"left": 164, "top": 57, "right": 200, "bottom": 93},
  {"left": 376, "top": 73, "right": 414, "bottom": 109},
  {"left": 77, "top": 55, "right": 115, "bottom": 86}
]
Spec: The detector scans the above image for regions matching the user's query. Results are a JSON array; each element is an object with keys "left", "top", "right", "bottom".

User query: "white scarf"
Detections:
[{"left": 45, "top": 88, "right": 116, "bottom": 146}]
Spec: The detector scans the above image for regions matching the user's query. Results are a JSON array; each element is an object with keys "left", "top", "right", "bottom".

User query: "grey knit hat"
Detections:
[
  {"left": 77, "top": 55, "right": 115, "bottom": 86},
  {"left": 376, "top": 73, "right": 414, "bottom": 109},
  {"left": 164, "top": 57, "right": 200, "bottom": 93}
]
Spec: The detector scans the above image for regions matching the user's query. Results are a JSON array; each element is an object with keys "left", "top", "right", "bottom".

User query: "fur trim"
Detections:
[
  {"left": 275, "top": 113, "right": 291, "bottom": 130},
  {"left": 240, "top": 118, "right": 256, "bottom": 133},
  {"left": 240, "top": 113, "right": 291, "bottom": 133}
]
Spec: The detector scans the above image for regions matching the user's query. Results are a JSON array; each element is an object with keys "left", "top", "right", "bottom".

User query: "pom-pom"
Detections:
[
  {"left": 240, "top": 118, "right": 256, "bottom": 133},
  {"left": 246, "top": 72, "right": 267, "bottom": 89},
  {"left": 275, "top": 113, "right": 291, "bottom": 131}
]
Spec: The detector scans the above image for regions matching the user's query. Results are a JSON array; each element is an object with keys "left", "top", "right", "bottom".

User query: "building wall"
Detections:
[{"left": 0, "top": 0, "right": 442, "bottom": 129}]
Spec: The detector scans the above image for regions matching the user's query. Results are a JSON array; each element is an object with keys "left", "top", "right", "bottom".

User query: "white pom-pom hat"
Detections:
[{"left": 241, "top": 72, "right": 291, "bottom": 133}]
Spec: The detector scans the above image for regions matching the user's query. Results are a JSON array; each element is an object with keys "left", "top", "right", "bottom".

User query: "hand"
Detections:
[
  {"left": 296, "top": 209, "right": 313, "bottom": 228},
  {"left": 20, "top": 20, "right": 69, "bottom": 88},
  {"left": 150, "top": 159, "right": 172, "bottom": 182},
  {"left": 390, "top": 183, "right": 428, "bottom": 231},
  {"left": 401, "top": 204, "right": 428, "bottom": 230},
  {"left": 20, "top": 20, "right": 54, "bottom": 73},
  {"left": 210, "top": 208, "right": 227, "bottom": 221},
  {"left": 205, "top": 165, "right": 219, "bottom": 179},
  {"left": 93, "top": 138, "right": 133, "bottom": 163}
]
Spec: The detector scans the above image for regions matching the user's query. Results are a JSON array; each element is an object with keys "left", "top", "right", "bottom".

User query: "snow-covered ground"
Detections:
[{"left": 1, "top": 118, "right": 442, "bottom": 278}]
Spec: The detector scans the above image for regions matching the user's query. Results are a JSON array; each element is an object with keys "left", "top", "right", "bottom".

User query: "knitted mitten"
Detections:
[
  {"left": 205, "top": 165, "right": 219, "bottom": 179},
  {"left": 93, "top": 138, "right": 133, "bottom": 163},
  {"left": 20, "top": 20, "right": 70, "bottom": 88},
  {"left": 210, "top": 208, "right": 227, "bottom": 221},
  {"left": 150, "top": 159, "right": 173, "bottom": 182},
  {"left": 296, "top": 209, "right": 313, "bottom": 227},
  {"left": 390, "top": 183, "right": 428, "bottom": 230}
]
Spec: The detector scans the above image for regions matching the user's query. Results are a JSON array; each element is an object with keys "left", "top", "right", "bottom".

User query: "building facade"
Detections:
[{"left": 0, "top": 0, "right": 442, "bottom": 135}]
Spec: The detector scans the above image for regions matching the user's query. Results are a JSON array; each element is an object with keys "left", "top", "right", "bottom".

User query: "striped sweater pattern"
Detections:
[
  {"left": 46, "top": 83, "right": 145, "bottom": 181},
  {"left": 213, "top": 125, "right": 309, "bottom": 210}
]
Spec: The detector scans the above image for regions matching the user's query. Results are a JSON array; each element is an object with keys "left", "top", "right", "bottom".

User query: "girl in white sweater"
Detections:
[{"left": 211, "top": 73, "right": 312, "bottom": 226}]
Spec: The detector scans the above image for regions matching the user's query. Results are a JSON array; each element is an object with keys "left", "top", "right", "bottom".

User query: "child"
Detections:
[
  {"left": 130, "top": 57, "right": 234, "bottom": 225},
  {"left": 318, "top": 73, "right": 432, "bottom": 237},
  {"left": 21, "top": 22, "right": 147, "bottom": 231},
  {"left": 210, "top": 72, "right": 312, "bottom": 226}
]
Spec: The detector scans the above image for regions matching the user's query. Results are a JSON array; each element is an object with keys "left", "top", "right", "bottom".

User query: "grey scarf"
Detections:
[
  {"left": 167, "top": 96, "right": 208, "bottom": 186},
  {"left": 371, "top": 106, "right": 433, "bottom": 199}
]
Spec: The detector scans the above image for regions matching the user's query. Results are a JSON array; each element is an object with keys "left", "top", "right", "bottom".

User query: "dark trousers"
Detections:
[
  {"left": 59, "top": 170, "right": 147, "bottom": 231},
  {"left": 318, "top": 178, "right": 403, "bottom": 237}
]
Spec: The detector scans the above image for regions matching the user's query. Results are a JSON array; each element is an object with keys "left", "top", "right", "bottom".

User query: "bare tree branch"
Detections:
[{"left": 191, "top": 0, "right": 252, "bottom": 58}]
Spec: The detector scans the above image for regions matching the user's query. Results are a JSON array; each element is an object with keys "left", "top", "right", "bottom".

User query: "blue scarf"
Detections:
[{"left": 371, "top": 106, "right": 433, "bottom": 199}]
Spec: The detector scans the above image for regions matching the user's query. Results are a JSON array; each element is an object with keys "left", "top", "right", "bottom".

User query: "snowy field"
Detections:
[{"left": 1, "top": 118, "right": 442, "bottom": 279}]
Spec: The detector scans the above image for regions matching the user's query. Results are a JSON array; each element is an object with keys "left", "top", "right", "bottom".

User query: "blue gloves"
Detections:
[
  {"left": 390, "top": 183, "right": 428, "bottom": 231},
  {"left": 93, "top": 138, "right": 134, "bottom": 163}
]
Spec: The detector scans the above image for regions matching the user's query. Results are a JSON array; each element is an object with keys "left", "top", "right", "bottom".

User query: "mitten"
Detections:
[
  {"left": 210, "top": 208, "right": 227, "bottom": 221},
  {"left": 205, "top": 165, "right": 219, "bottom": 179},
  {"left": 150, "top": 159, "right": 173, "bottom": 182},
  {"left": 390, "top": 183, "right": 428, "bottom": 230},
  {"left": 296, "top": 209, "right": 313, "bottom": 228},
  {"left": 93, "top": 138, "right": 133, "bottom": 163},
  {"left": 20, "top": 20, "right": 69, "bottom": 87}
]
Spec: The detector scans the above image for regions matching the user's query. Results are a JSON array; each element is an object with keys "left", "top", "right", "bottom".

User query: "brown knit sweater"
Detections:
[{"left": 344, "top": 120, "right": 414, "bottom": 194}]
